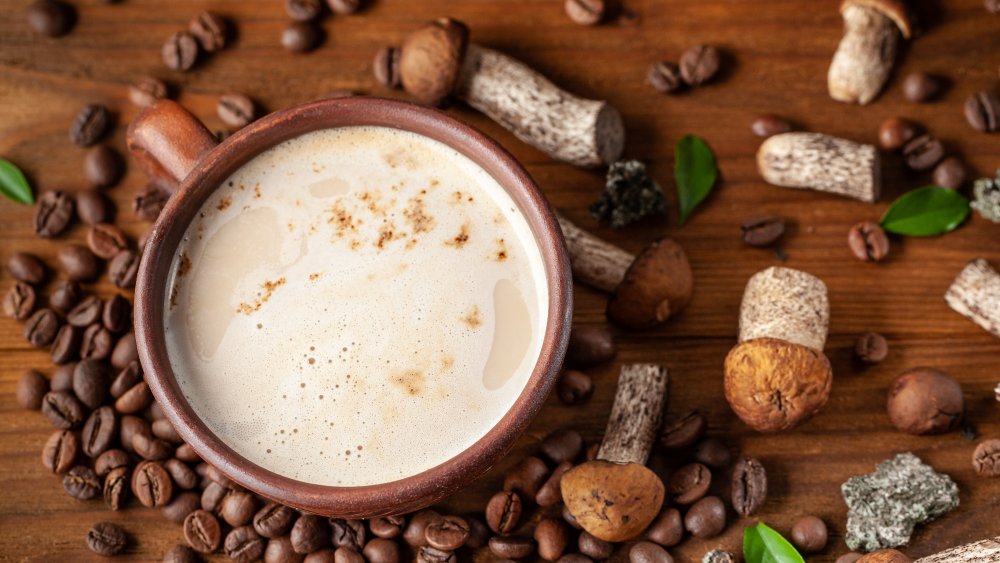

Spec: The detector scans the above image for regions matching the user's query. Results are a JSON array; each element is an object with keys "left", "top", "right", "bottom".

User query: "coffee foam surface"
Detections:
[{"left": 164, "top": 126, "right": 548, "bottom": 486}]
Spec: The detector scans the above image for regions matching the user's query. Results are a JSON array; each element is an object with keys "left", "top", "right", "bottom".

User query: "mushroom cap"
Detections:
[
  {"left": 399, "top": 18, "right": 470, "bottom": 107},
  {"left": 857, "top": 549, "right": 912, "bottom": 563},
  {"left": 560, "top": 460, "right": 665, "bottom": 543},
  {"left": 606, "top": 238, "right": 692, "bottom": 330},
  {"left": 724, "top": 337, "right": 833, "bottom": 433},
  {"left": 840, "top": 0, "right": 914, "bottom": 38}
]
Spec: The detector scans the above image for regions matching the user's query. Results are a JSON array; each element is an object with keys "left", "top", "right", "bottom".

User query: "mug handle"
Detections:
[{"left": 126, "top": 100, "right": 218, "bottom": 192}]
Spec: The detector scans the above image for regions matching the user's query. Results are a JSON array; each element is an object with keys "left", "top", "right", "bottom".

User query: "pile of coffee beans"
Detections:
[
  {"left": 282, "top": 0, "right": 365, "bottom": 54},
  {"left": 647, "top": 45, "right": 722, "bottom": 95},
  {"left": 161, "top": 12, "right": 231, "bottom": 72},
  {"left": 877, "top": 116, "right": 968, "bottom": 189}
]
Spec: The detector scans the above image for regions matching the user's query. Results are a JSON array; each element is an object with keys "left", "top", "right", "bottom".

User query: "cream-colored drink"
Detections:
[{"left": 164, "top": 126, "right": 548, "bottom": 486}]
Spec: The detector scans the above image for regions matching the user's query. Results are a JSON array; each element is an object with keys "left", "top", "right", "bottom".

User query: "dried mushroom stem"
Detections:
[
  {"left": 555, "top": 213, "right": 634, "bottom": 292},
  {"left": 757, "top": 132, "right": 881, "bottom": 203},
  {"left": 596, "top": 363, "right": 670, "bottom": 465},
  {"left": 828, "top": 4, "right": 901, "bottom": 105},
  {"left": 945, "top": 258, "right": 1000, "bottom": 339},
  {"left": 915, "top": 536, "right": 1000, "bottom": 562},
  {"left": 739, "top": 266, "right": 829, "bottom": 351}
]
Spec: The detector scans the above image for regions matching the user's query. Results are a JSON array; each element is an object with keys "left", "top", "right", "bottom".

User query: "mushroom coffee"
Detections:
[{"left": 164, "top": 126, "right": 549, "bottom": 486}]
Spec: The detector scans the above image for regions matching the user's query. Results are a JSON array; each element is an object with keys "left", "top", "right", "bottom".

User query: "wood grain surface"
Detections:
[{"left": 1, "top": 0, "right": 999, "bottom": 561}]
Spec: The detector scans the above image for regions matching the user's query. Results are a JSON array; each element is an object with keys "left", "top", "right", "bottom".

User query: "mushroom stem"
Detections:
[
  {"left": 828, "top": 4, "right": 901, "bottom": 105},
  {"left": 757, "top": 132, "right": 881, "bottom": 203},
  {"left": 596, "top": 364, "right": 669, "bottom": 465},
  {"left": 915, "top": 536, "right": 1000, "bottom": 562},
  {"left": 555, "top": 213, "right": 634, "bottom": 293},
  {"left": 739, "top": 266, "right": 830, "bottom": 352},
  {"left": 945, "top": 258, "right": 1000, "bottom": 339},
  {"left": 456, "top": 45, "right": 625, "bottom": 168}
]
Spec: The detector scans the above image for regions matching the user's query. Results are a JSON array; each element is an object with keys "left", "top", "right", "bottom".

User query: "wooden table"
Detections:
[{"left": 1, "top": 0, "right": 999, "bottom": 561}]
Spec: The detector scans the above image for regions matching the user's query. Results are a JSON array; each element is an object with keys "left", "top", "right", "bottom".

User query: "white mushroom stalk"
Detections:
[{"left": 757, "top": 132, "right": 881, "bottom": 203}]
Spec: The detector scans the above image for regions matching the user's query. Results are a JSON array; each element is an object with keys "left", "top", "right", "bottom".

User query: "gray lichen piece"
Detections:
[
  {"left": 589, "top": 160, "right": 666, "bottom": 229},
  {"left": 842, "top": 452, "right": 959, "bottom": 552},
  {"left": 971, "top": 169, "right": 1000, "bottom": 223},
  {"left": 703, "top": 549, "right": 737, "bottom": 563}
]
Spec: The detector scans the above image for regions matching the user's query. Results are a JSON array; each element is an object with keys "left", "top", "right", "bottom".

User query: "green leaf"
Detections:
[
  {"left": 880, "top": 185, "right": 970, "bottom": 237},
  {"left": 744, "top": 522, "right": 806, "bottom": 563},
  {"left": 674, "top": 134, "right": 718, "bottom": 225},
  {"left": 0, "top": 158, "right": 34, "bottom": 205}
]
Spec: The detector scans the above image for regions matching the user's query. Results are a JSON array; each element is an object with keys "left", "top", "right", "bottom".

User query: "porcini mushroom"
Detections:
[
  {"left": 724, "top": 267, "right": 833, "bottom": 433},
  {"left": 556, "top": 213, "right": 692, "bottom": 329},
  {"left": 560, "top": 363, "right": 669, "bottom": 542},
  {"left": 914, "top": 536, "right": 1000, "bottom": 562},
  {"left": 757, "top": 132, "right": 881, "bottom": 203},
  {"left": 945, "top": 258, "right": 1000, "bottom": 339},
  {"left": 828, "top": 0, "right": 914, "bottom": 105},
  {"left": 396, "top": 18, "right": 625, "bottom": 168}
]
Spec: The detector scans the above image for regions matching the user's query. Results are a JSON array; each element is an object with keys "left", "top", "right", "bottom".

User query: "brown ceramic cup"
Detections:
[{"left": 126, "top": 98, "right": 572, "bottom": 517}]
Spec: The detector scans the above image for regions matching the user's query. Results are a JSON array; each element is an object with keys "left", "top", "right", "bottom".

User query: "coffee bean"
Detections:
[
  {"left": 791, "top": 515, "right": 828, "bottom": 553},
  {"left": 464, "top": 516, "right": 490, "bottom": 549},
  {"left": 64, "top": 464, "right": 100, "bottom": 499},
  {"left": 221, "top": 490, "right": 257, "bottom": 526},
  {"left": 424, "top": 516, "right": 468, "bottom": 551},
  {"left": 660, "top": 410, "right": 707, "bottom": 449},
  {"left": 877, "top": 117, "right": 920, "bottom": 151},
  {"left": 42, "top": 429, "right": 78, "bottom": 473},
  {"left": 292, "top": 514, "right": 330, "bottom": 553},
  {"left": 731, "top": 457, "right": 767, "bottom": 516},
  {"left": 965, "top": 90, "right": 1000, "bottom": 132},
  {"left": 120, "top": 415, "right": 150, "bottom": 455},
  {"left": 134, "top": 460, "right": 173, "bottom": 507},
  {"left": 363, "top": 538, "right": 399, "bottom": 563},
  {"left": 175, "top": 443, "right": 200, "bottom": 463},
  {"left": 504, "top": 456, "right": 549, "bottom": 498},
  {"left": 836, "top": 554, "right": 864, "bottom": 563},
  {"left": 204, "top": 464, "right": 241, "bottom": 489},
  {"left": 129, "top": 76, "right": 168, "bottom": 107},
  {"left": 87, "top": 521, "right": 127, "bottom": 556},
  {"left": 973, "top": 439, "right": 1000, "bottom": 477},
  {"left": 69, "top": 104, "right": 111, "bottom": 147},
  {"left": 100, "top": 295, "right": 131, "bottom": 335},
  {"left": 189, "top": 12, "right": 228, "bottom": 53},
  {"left": 540, "top": 429, "right": 583, "bottom": 465},
  {"left": 679, "top": 45, "right": 720, "bottom": 86},
  {"left": 902, "top": 134, "right": 945, "bottom": 171},
  {"left": 218, "top": 94, "right": 256, "bottom": 129},
  {"left": 534, "top": 518, "right": 569, "bottom": 561},
  {"left": 684, "top": 496, "right": 725, "bottom": 538},
  {"left": 95, "top": 448, "right": 129, "bottom": 476},
  {"left": 50, "top": 363, "right": 75, "bottom": 392},
  {"left": 564, "top": 0, "right": 605, "bottom": 25},
  {"left": 103, "top": 465, "right": 129, "bottom": 510},
  {"left": 117, "top": 381, "right": 152, "bottom": 416},
  {"left": 566, "top": 325, "right": 615, "bottom": 368},
  {"left": 887, "top": 367, "right": 964, "bottom": 435},
  {"left": 17, "top": 369, "right": 48, "bottom": 410},
  {"left": 86, "top": 223, "right": 128, "bottom": 260},
  {"left": 286, "top": 0, "right": 323, "bottom": 21},
  {"left": 35, "top": 191, "right": 75, "bottom": 238},
  {"left": 373, "top": 46, "right": 402, "bottom": 89},
  {"left": 847, "top": 221, "right": 890, "bottom": 263},
  {"left": 647, "top": 62, "right": 683, "bottom": 94},
  {"left": 164, "top": 544, "right": 200, "bottom": 563},
  {"left": 902, "top": 72, "right": 943, "bottom": 102},
  {"left": 557, "top": 370, "right": 593, "bottom": 405},
  {"left": 254, "top": 502, "right": 297, "bottom": 538},
  {"left": 932, "top": 156, "right": 967, "bottom": 189},
  {"left": 489, "top": 536, "right": 536, "bottom": 559},
  {"left": 26, "top": 0, "right": 74, "bottom": 37},
  {"left": 3, "top": 282, "right": 36, "bottom": 320},
  {"left": 225, "top": 526, "right": 265, "bottom": 563},
  {"left": 133, "top": 428, "right": 172, "bottom": 460},
  {"left": 68, "top": 295, "right": 102, "bottom": 327},
  {"left": 578, "top": 531, "right": 613, "bottom": 560},
  {"left": 630, "top": 541, "right": 673, "bottom": 563},
  {"left": 50, "top": 280, "right": 82, "bottom": 314},
  {"left": 25, "top": 308, "right": 61, "bottom": 348},
  {"left": 403, "top": 510, "right": 441, "bottom": 547},
  {"left": 82, "top": 406, "right": 118, "bottom": 458},
  {"left": 153, "top": 419, "right": 183, "bottom": 444},
  {"left": 109, "top": 250, "right": 139, "bottom": 289},
  {"left": 332, "top": 519, "right": 366, "bottom": 551},
  {"left": 42, "top": 390, "right": 86, "bottom": 428},
  {"left": 84, "top": 145, "right": 123, "bottom": 188},
  {"left": 557, "top": 555, "right": 592, "bottom": 563},
  {"left": 163, "top": 491, "right": 201, "bottom": 524},
  {"left": 163, "top": 32, "right": 200, "bottom": 71},
  {"left": 740, "top": 215, "right": 785, "bottom": 247},
  {"left": 81, "top": 323, "right": 115, "bottom": 361},
  {"left": 751, "top": 114, "right": 792, "bottom": 138},
  {"left": 327, "top": 0, "right": 362, "bottom": 14},
  {"left": 369, "top": 515, "right": 405, "bottom": 539},
  {"left": 855, "top": 332, "right": 888, "bottom": 363},
  {"left": 645, "top": 507, "right": 683, "bottom": 547},
  {"left": 8, "top": 252, "right": 47, "bottom": 285},
  {"left": 185, "top": 509, "right": 222, "bottom": 553},
  {"left": 418, "top": 546, "right": 456, "bottom": 563},
  {"left": 536, "top": 461, "right": 573, "bottom": 506},
  {"left": 282, "top": 22, "right": 322, "bottom": 53},
  {"left": 692, "top": 438, "right": 731, "bottom": 468},
  {"left": 57, "top": 245, "right": 100, "bottom": 282},
  {"left": 134, "top": 185, "right": 169, "bottom": 222},
  {"left": 111, "top": 332, "right": 138, "bottom": 370},
  {"left": 485, "top": 490, "right": 521, "bottom": 534},
  {"left": 669, "top": 463, "right": 712, "bottom": 504},
  {"left": 109, "top": 361, "right": 140, "bottom": 399}
]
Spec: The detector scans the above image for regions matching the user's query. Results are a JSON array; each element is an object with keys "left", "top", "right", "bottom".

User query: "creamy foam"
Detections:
[{"left": 164, "top": 126, "right": 548, "bottom": 486}]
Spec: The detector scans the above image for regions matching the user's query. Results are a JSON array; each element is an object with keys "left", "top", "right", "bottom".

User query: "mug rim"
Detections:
[{"left": 133, "top": 97, "right": 572, "bottom": 517}]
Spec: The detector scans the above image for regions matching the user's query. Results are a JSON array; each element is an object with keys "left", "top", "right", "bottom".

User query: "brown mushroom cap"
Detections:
[
  {"left": 560, "top": 460, "right": 665, "bottom": 543},
  {"left": 399, "top": 18, "right": 470, "bottom": 107},
  {"left": 857, "top": 549, "right": 912, "bottom": 563},
  {"left": 840, "top": 0, "right": 914, "bottom": 38},
  {"left": 606, "top": 238, "right": 692, "bottom": 330}
]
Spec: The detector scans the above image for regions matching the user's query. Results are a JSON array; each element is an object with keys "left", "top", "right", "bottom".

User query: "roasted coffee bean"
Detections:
[
  {"left": 26, "top": 0, "right": 74, "bottom": 36},
  {"left": 189, "top": 12, "right": 228, "bottom": 52},
  {"left": 902, "top": 72, "right": 943, "bottom": 102},
  {"left": 490, "top": 536, "right": 536, "bottom": 559},
  {"left": 43, "top": 390, "right": 86, "bottom": 428},
  {"left": 847, "top": 221, "right": 889, "bottom": 263},
  {"left": 645, "top": 507, "right": 683, "bottom": 547},
  {"left": 153, "top": 418, "right": 182, "bottom": 444},
  {"left": 973, "top": 439, "right": 1000, "bottom": 477},
  {"left": 418, "top": 547, "right": 456, "bottom": 563},
  {"left": 255, "top": 502, "right": 297, "bottom": 538},
  {"left": 403, "top": 509, "right": 441, "bottom": 547},
  {"left": 87, "top": 521, "right": 127, "bottom": 556},
  {"left": 82, "top": 406, "right": 117, "bottom": 458},
  {"left": 557, "top": 370, "right": 593, "bottom": 405},
  {"left": 536, "top": 461, "right": 573, "bottom": 507},
  {"left": 35, "top": 191, "right": 75, "bottom": 238},
  {"left": 464, "top": 515, "right": 490, "bottom": 549},
  {"left": 887, "top": 367, "right": 964, "bottom": 435},
  {"left": 69, "top": 104, "right": 111, "bottom": 147},
  {"left": 133, "top": 460, "right": 174, "bottom": 507},
  {"left": 133, "top": 430, "right": 172, "bottom": 460},
  {"left": 129, "top": 76, "right": 168, "bottom": 108},
  {"left": 578, "top": 531, "right": 613, "bottom": 559},
  {"left": 64, "top": 465, "right": 100, "bottom": 499},
  {"left": 16, "top": 369, "right": 48, "bottom": 410},
  {"left": 111, "top": 332, "right": 138, "bottom": 370},
  {"left": 902, "top": 134, "right": 945, "bottom": 171},
  {"left": 100, "top": 295, "right": 130, "bottom": 334},
  {"left": 932, "top": 156, "right": 967, "bottom": 189},
  {"left": 163, "top": 32, "right": 200, "bottom": 71},
  {"left": 283, "top": 22, "right": 322, "bottom": 53},
  {"left": 648, "top": 62, "right": 683, "bottom": 94},
  {"left": 732, "top": 456, "right": 768, "bottom": 516},
  {"left": 110, "top": 361, "right": 141, "bottom": 399},
  {"left": 836, "top": 554, "right": 864, "bottom": 563},
  {"left": 751, "top": 114, "right": 792, "bottom": 138},
  {"left": 965, "top": 90, "right": 1000, "bottom": 132},
  {"left": 485, "top": 490, "right": 521, "bottom": 534},
  {"left": 201, "top": 481, "right": 228, "bottom": 513},
  {"left": 120, "top": 415, "right": 151, "bottom": 454},
  {"left": 218, "top": 94, "right": 256, "bottom": 129},
  {"left": 630, "top": 541, "right": 673, "bottom": 563},
  {"left": 163, "top": 491, "right": 201, "bottom": 524},
  {"left": 42, "top": 429, "right": 78, "bottom": 474},
  {"left": 561, "top": 504, "right": 580, "bottom": 530},
  {"left": 185, "top": 509, "right": 222, "bottom": 553},
  {"left": 791, "top": 515, "right": 828, "bottom": 553},
  {"left": 76, "top": 191, "right": 115, "bottom": 228},
  {"left": 205, "top": 464, "right": 241, "bottom": 489},
  {"left": 109, "top": 250, "right": 139, "bottom": 289},
  {"left": 534, "top": 518, "right": 569, "bottom": 561},
  {"left": 661, "top": 410, "right": 707, "bottom": 449},
  {"left": 564, "top": 0, "right": 605, "bottom": 25},
  {"left": 226, "top": 526, "right": 265, "bottom": 563},
  {"left": 855, "top": 332, "right": 888, "bottom": 363},
  {"left": 292, "top": 514, "right": 330, "bottom": 553},
  {"left": 49, "top": 280, "right": 82, "bottom": 314},
  {"left": 558, "top": 556, "right": 593, "bottom": 563},
  {"left": 877, "top": 117, "right": 920, "bottom": 151},
  {"left": 58, "top": 244, "right": 100, "bottom": 282},
  {"left": 8, "top": 252, "right": 46, "bottom": 285},
  {"left": 221, "top": 490, "right": 257, "bottom": 526},
  {"left": 680, "top": 45, "right": 720, "bottom": 86},
  {"left": 331, "top": 519, "right": 365, "bottom": 551},
  {"left": 369, "top": 515, "right": 405, "bottom": 539},
  {"left": 164, "top": 544, "right": 200, "bottom": 563},
  {"left": 81, "top": 323, "right": 114, "bottom": 360},
  {"left": 684, "top": 496, "right": 726, "bottom": 538},
  {"left": 327, "top": 0, "right": 362, "bottom": 14},
  {"left": 566, "top": 325, "right": 615, "bottom": 368},
  {"left": 68, "top": 296, "right": 102, "bottom": 327},
  {"left": 50, "top": 363, "right": 74, "bottom": 392},
  {"left": 363, "top": 538, "right": 399, "bottom": 563},
  {"left": 540, "top": 429, "right": 583, "bottom": 464},
  {"left": 3, "top": 282, "right": 36, "bottom": 320},
  {"left": 373, "top": 47, "right": 402, "bottom": 88},
  {"left": 134, "top": 185, "right": 169, "bottom": 222},
  {"left": 103, "top": 465, "right": 129, "bottom": 510},
  {"left": 668, "top": 462, "right": 712, "bottom": 504},
  {"left": 692, "top": 438, "right": 731, "bottom": 468},
  {"left": 425, "top": 516, "right": 468, "bottom": 551},
  {"left": 286, "top": 0, "right": 322, "bottom": 21},
  {"left": 175, "top": 443, "right": 200, "bottom": 463},
  {"left": 25, "top": 308, "right": 60, "bottom": 347},
  {"left": 741, "top": 215, "right": 785, "bottom": 247},
  {"left": 87, "top": 223, "right": 128, "bottom": 260},
  {"left": 84, "top": 145, "right": 123, "bottom": 188},
  {"left": 95, "top": 448, "right": 129, "bottom": 476},
  {"left": 265, "top": 536, "right": 302, "bottom": 563},
  {"left": 504, "top": 456, "right": 549, "bottom": 498}
]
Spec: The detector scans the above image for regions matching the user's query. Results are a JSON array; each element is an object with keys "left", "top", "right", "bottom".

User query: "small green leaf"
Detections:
[
  {"left": 744, "top": 522, "right": 806, "bottom": 563},
  {"left": 675, "top": 134, "right": 718, "bottom": 225},
  {"left": 880, "top": 185, "right": 970, "bottom": 237},
  {"left": 0, "top": 158, "right": 34, "bottom": 205}
]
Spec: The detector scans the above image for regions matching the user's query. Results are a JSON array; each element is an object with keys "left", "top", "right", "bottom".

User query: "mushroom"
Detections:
[
  {"left": 556, "top": 213, "right": 692, "bottom": 329},
  {"left": 560, "top": 363, "right": 669, "bottom": 542},
  {"left": 828, "top": 0, "right": 914, "bottom": 105},
  {"left": 396, "top": 18, "right": 625, "bottom": 168},
  {"left": 914, "top": 536, "right": 1000, "bottom": 562},
  {"left": 858, "top": 550, "right": 912, "bottom": 563},
  {"left": 757, "top": 132, "right": 881, "bottom": 203},
  {"left": 724, "top": 267, "right": 833, "bottom": 433},
  {"left": 945, "top": 258, "right": 1000, "bottom": 339}
]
